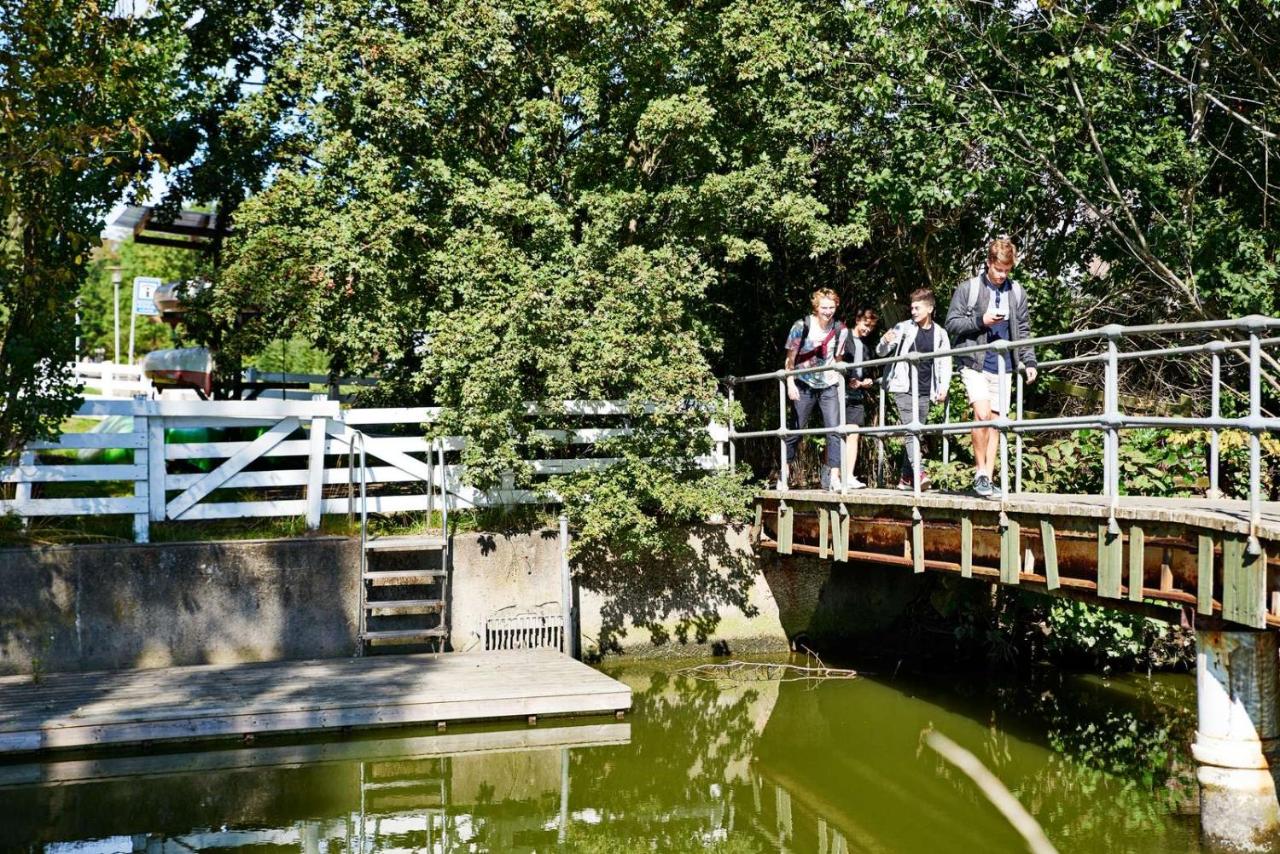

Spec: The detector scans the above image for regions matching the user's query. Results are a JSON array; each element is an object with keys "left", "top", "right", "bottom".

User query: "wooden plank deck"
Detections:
[{"left": 0, "top": 650, "right": 631, "bottom": 756}]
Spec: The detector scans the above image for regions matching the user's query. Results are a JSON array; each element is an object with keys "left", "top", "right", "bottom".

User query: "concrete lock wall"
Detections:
[
  {"left": 0, "top": 537, "right": 362, "bottom": 677},
  {"left": 0, "top": 525, "right": 787, "bottom": 676}
]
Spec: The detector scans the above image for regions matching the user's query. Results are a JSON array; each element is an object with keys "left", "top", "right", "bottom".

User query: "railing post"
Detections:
[
  {"left": 997, "top": 346, "right": 1009, "bottom": 501},
  {"left": 837, "top": 370, "right": 849, "bottom": 493},
  {"left": 1104, "top": 326, "right": 1122, "bottom": 529},
  {"left": 1210, "top": 347, "right": 1222, "bottom": 499},
  {"left": 727, "top": 382, "right": 736, "bottom": 471},
  {"left": 1015, "top": 370, "right": 1024, "bottom": 494},
  {"left": 878, "top": 381, "right": 887, "bottom": 486},
  {"left": 777, "top": 373, "right": 789, "bottom": 490},
  {"left": 1248, "top": 329, "right": 1263, "bottom": 555},
  {"left": 910, "top": 351, "right": 921, "bottom": 497},
  {"left": 942, "top": 394, "right": 950, "bottom": 465}
]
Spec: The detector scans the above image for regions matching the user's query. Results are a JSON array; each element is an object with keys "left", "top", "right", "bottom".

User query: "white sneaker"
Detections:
[
  {"left": 847, "top": 476, "right": 866, "bottom": 489},
  {"left": 828, "top": 468, "right": 842, "bottom": 492}
]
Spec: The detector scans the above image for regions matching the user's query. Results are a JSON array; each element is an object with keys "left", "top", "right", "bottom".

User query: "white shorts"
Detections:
[{"left": 961, "top": 367, "right": 1013, "bottom": 414}]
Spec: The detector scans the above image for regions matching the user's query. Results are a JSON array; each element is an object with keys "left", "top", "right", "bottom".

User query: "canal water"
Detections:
[{"left": 0, "top": 656, "right": 1200, "bottom": 853}]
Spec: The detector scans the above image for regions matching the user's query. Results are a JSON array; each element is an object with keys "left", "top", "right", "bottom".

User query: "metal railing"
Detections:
[{"left": 725, "top": 316, "right": 1280, "bottom": 555}]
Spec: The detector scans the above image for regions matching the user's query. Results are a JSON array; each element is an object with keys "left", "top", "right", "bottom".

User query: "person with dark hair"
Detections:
[
  {"left": 877, "top": 289, "right": 952, "bottom": 490},
  {"left": 781, "top": 288, "right": 849, "bottom": 490},
  {"left": 838, "top": 306, "right": 879, "bottom": 489}
]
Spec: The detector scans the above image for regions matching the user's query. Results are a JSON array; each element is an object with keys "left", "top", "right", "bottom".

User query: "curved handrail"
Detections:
[{"left": 724, "top": 315, "right": 1280, "bottom": 554}]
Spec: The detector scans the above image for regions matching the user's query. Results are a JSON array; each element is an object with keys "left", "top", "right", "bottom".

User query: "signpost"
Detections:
[{"left": 129, "top": 276, "right": 162, "bottom": 364}]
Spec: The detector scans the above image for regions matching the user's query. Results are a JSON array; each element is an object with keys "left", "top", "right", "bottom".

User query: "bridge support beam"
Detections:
[{"left": 1194, "top": 629, "right": 1280, "bottom": 852}]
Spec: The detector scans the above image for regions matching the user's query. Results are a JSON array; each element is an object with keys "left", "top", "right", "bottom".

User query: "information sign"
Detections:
[{"left": 133, "top": 276, "right": 162, "bottom": 316}]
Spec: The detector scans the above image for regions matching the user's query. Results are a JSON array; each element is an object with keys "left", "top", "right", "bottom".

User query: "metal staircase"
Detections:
[{"left": 351, "top": 433, "right": 452, "bottom": 653}]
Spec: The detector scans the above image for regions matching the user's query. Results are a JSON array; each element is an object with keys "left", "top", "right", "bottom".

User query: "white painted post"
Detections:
[
  {"left": 102, "top": 362, "right": 114, "bottom": 399},
  {"left": 13, "top": 449, "right": 34, "bottom": 527},
  {"left": 148, "top": 413, "right": 166, "bottom": 522},
  {"left": 1193, "top": 630, "right": 1280, "bottom": 851},
  {"left": 132, "top": 395, "right": 150, "bottom": 543},
  {"left": 306, "top": 397, "right": 327, "bottom": 530}
]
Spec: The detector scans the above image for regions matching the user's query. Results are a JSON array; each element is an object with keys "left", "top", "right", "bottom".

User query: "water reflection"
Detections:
[{"left": 0, "top": 660, "right": 1201, "bottom": 853}]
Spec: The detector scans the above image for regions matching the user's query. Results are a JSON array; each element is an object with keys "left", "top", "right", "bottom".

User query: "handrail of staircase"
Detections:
[{"left": 722, "top": 315, "right": 1280, "bottom": 555}]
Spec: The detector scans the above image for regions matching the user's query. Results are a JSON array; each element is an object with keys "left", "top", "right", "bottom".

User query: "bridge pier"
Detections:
[{"left": 1194, "top": 629, "right": 1280, "bottom": 852}]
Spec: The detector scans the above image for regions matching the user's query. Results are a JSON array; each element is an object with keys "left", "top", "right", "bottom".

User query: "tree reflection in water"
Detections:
[{"left": 0, "top": 660, "right": 1200, "bottom": 853}]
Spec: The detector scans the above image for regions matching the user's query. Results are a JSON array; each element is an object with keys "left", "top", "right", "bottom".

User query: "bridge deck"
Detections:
[
  {"left": 0, "top": 649, "right": 631, "bottom": 756},
  {"left": 764, "top": 489, "right": 1280, "bottom": 540},
  {"left": 755, "top": 489, "right": 1279, "bottom": 630}
]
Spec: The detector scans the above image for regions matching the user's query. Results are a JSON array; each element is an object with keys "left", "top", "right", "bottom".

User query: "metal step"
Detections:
[
  {"left": 363, "top": 778, "right": 446, "bottom": 792},
  {"left": 363, "top": 570, "right": 447, "bottom": 586},
  {"left": 364, "top": 599, "right": 444, "bottom": 615},
  {"left": 364, "top": 535, "right": 446, "bottom": 552},
  {"left": 362, "top": 628, "right": 448, "bottom": 645}
]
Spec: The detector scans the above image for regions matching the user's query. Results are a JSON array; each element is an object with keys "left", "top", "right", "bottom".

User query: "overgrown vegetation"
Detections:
[{"left": 5, "top": 0, "right": 1279, "bottom": 658}]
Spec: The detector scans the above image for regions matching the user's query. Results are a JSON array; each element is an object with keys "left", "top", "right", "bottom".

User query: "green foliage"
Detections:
[
  {"left": 0, "top": 1, "right": 184, "bottom": 456},
  {"left": 78, "top": 239, "right": 205, "bottom": 361},
  {"left": 1039, "top": 599, "right": 1193, "bottom": 671}
]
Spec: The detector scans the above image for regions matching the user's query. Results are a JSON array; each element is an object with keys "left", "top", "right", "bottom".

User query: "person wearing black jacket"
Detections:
[{"left": 838, "top": 306, "right": 879, "bottom": 489}]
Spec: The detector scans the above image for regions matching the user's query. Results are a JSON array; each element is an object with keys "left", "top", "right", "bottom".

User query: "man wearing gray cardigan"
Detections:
[{"left": 944, "top": 239, "right": 1038, "bottom": 498}]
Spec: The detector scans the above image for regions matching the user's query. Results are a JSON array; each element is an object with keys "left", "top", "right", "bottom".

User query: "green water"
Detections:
[{"left": 0, "top": 658, "right": 1201, "bottom": 853}]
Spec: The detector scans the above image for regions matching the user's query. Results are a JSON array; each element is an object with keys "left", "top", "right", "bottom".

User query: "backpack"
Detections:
[
  {"left": 793, "top": 317, "right": 846, "bottom": 364},
  {"left": 965, "top": 275, "right": 1026, "bottom": 319}
]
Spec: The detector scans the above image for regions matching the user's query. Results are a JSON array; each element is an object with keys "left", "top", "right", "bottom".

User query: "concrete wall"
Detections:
[
  {"left": 0, "top": 537, "right": 360, "bottom": 677},
  {"left": 0, "top": 525, "right": 788, "bottom": 677}
]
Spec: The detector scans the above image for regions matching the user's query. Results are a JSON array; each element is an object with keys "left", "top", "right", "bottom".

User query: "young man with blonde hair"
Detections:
[
  {"left": 782, "top": 288, "right": 849, "bottom": 491},
  {"left": 944, "top": 239, "right": 1038, "bottom": 498}
]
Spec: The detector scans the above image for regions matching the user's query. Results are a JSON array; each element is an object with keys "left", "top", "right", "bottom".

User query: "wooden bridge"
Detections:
[{"left": 754, "top": 489, "right": 1280, "bottom": 629}]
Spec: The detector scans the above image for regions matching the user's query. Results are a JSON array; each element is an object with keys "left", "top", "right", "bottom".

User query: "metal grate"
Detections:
[{"left": 485, "top": 613, "right": 564, "bottom": 651}]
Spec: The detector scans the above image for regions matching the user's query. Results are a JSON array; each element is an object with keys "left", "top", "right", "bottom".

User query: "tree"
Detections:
[{"left": 0, "top": 0, "right": 184, "bottom": 457}]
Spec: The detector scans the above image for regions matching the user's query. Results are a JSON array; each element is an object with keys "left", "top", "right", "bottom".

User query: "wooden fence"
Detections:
[{"left": 1, "top": 398, "right": 729, "bottom": 543}]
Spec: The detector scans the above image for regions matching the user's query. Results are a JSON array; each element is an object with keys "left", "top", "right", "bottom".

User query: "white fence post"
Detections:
[
  {"left": 132, "top": 395, "right": 150, "bottom": 543},
  {"left": 13, "top": 450, "right": 34, "bottom": 526},
  {"left": 148, "top": 409, "right": 166, "bottom": 523},
  {"left": 306, "top": 397, "right": 327, "bottom": 530}
]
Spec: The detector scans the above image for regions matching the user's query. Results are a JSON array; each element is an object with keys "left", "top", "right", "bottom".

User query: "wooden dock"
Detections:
[
  {"left": 0, "top": 720, "right": 630, "bottom": 789},
  {"left": 0, "top": 650, "right": 631, "bottom": 756}
]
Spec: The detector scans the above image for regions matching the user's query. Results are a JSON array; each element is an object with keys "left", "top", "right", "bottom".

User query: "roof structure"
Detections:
[{"left": 108, "top": 205, "right": 222, "bottom": 251}]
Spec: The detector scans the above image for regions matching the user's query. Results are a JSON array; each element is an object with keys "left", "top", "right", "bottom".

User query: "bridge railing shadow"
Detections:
[{"left": 726, "top": 315, "right": 1280, "bottom": 551}]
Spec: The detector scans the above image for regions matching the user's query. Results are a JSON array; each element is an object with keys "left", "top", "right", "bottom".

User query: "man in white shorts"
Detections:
[{"left": 944, "top": 239, "right": 1038, "bottom": 498}]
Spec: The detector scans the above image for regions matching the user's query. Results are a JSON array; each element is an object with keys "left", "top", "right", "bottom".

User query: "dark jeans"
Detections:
[
  {"left": 786, "top": 383, "right": 841, "bottom": 468},
  {"left": 893, "top": 392, "right": 931, "bottom": 480}
]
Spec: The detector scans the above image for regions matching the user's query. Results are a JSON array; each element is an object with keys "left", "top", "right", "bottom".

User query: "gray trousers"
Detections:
[{"left": 893, "top": 392, "right": 931, "bottom": 480}]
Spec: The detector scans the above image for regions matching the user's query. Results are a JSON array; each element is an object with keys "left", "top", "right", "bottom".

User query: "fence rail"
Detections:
[
  {"left": 2, "top": 398, "right": 729, "bottom": 542},
  {"left": 70, "top": 361, "right": 378, "bottom": 401},
  {"left": 725, "top": 315, "right": 1280, "bottom": 554}
]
